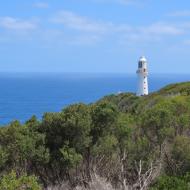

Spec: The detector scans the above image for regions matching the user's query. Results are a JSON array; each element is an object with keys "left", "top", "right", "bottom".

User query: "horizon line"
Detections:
[{"left": 0, "top": 71, "right": 190, "bottom": 75}]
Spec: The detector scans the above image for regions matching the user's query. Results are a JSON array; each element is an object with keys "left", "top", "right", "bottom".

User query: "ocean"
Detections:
[{"left": 0, "top": 73, "right": 189, "bottom": 125}]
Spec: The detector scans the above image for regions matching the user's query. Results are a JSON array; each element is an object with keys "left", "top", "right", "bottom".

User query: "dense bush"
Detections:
[
  {"left": 0, "top": 171, "right": 41, "bottom": 190},
  {"left": 150, "top": 174, "right": 190, "bottom": 190},
  {"left": 0, "top": 82, "right": 190, "bottom": 189}
]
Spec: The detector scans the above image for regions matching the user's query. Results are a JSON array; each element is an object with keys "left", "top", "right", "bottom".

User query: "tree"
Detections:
[
  {"left": 0, "top": 145, "right": 8, "bottom": 170},
  {"left": 141, "top": 102, "right": 175, "bottom": 154},
  {"left": 91, "top": 101, "right": 118, "bottom": 144},
  {"left": 170, "top": 136, "right": 190, "bottom": 175},
  {"left": 0, "top": 120, "right": 49, "bottom": 182}
]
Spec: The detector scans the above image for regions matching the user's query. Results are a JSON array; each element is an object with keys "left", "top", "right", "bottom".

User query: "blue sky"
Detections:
[{"left": 0, "top": 0, "right": 190, "bottom": 73}]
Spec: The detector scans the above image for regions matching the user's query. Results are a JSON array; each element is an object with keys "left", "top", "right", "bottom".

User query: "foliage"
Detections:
[
  {"left": 0, "top": 82, "right": 190, "bottom": 189},
  {"left": 0, "top": 171, "right": 41, "bottom": 190},
  {"left": 60, "top": 145, "right": 82, "bottom": 168},
  {"left": 150, "top": 174, "right": 190, "bottom": 190}
]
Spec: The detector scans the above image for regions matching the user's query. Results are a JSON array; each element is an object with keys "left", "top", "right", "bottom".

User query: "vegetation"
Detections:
[
  {"left": 1, "top": 82, "right": 190, "bottom": 189},
  {"left": 0, "top": 171, "right": 41, "bottom": 190}
]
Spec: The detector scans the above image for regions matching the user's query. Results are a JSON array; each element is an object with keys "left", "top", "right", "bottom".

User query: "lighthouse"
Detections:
[{"left": 136, "top": 56, "right": 149, "bottom": 96}]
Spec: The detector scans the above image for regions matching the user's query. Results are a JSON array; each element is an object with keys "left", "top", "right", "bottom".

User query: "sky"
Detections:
[{"left": 0, "top": 0, "right": 190, "bottom": 73}]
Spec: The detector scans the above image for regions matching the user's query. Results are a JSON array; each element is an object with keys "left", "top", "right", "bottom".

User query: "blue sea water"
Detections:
[{"left": 0, "top": 73, "right": 189, "bottom": 125}]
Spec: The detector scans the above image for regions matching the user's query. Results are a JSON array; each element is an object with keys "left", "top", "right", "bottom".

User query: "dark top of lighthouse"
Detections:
[{"left": 138, "top": 56, "right": 147, "bottom": 69}]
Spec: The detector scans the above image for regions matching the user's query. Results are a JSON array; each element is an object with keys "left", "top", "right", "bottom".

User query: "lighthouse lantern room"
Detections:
[{"left": 136, "top": 56, "right": 149, "bottom": 96}]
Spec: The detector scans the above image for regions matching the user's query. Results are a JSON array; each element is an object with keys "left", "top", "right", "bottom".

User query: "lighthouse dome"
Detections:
[{"left": 139, "top": 56, "right": 147, "bottom": 62}]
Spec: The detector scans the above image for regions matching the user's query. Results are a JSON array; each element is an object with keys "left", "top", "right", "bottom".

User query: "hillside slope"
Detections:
[{"left": 0, "top": 82, "right": 190, "bottom": 190}]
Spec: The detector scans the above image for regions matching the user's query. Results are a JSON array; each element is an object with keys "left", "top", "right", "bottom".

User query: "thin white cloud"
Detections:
[
  {"left": 121, "top": 22, "right": 185, "bottom": 44},
  {"left": 0, "top": 11, "right": 188, "bottom": 47},
  {"left": 92, "top": 0, "right": 144, "bottom": 5},
  {"left": 51, "top": 10, "right": 113, "bottom": 33},
  {"left": 169, "top": 10, "right": 190, "bottom": 17},
  {"left": 123, "top": 23, "right": 181, "bottom": 44},
  {"left": 49, "top": 10, "right": 187, "bottom": 46},
  {"left": 183, "top": 39, "right": 190, "bottom": 45},
  {"left": 141, "top": 22, "right": 184, "bottom": 35},
  {"left": 0, "top": 17, "right": 37, "bottom": 30},
  {"left": 51, "top": 11, "right": 184, "bottom": 35},
  {"left": 33, "top": 2, "right": 49, "bottom": 9}
]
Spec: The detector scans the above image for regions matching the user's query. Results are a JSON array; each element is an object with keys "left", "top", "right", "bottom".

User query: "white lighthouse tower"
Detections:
[{"left": 136, "top": 56, "right": 149, "bottom": 96}]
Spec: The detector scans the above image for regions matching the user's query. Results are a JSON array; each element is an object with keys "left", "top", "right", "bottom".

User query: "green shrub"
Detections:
[{"left": 0, "top": 171, "right": 42, "bottom": 190}]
